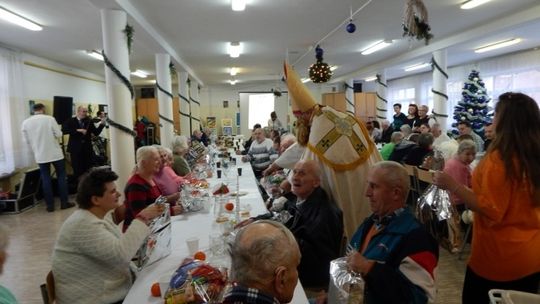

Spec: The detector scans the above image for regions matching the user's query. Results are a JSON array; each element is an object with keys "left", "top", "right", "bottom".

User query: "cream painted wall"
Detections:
[
  {"left": 199, "top": 81, "right": 336, "bottom": 137},
  {"left": 22, "top": 53, "right": 106, "bottom": 106}
]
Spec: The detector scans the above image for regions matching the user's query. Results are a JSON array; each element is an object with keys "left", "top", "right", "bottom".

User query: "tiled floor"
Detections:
[{"left": 0, "top": 199, "right": 468, "bottom": 304}]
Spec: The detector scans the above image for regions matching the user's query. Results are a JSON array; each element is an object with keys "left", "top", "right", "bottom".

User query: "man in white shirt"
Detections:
[
  {"left": 267, "top": 111, "right": 283, "bottom": 131},
  {"left": 21, "top": 103, "right": 74, "bottom": 212}
]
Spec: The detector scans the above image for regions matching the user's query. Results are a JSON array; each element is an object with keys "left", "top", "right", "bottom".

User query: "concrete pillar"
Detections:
[
  {"left": 100, "top": 9, "right": 134, "bottom": 191},
  {"left": 191, "top": 81, "right": 201, "bottom": 131},
  {"left": 155, "top": 53, "right": 174, "bottom": 147},
  {"left": 432, "top": 50, "right": 448, "bottom": 131},
  {"left": 375, "top": 72, "right": 388, "bottom": 121},
  {"left": 179, "top": 72, "right": 191, "bottom": 136},
  {"left": 345, "top": 79, "right": 355, "bottom": 115}
]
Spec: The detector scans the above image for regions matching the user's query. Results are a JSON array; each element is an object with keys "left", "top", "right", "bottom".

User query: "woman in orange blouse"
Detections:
[{"left": 434, "top": 92, "right": 540, "bottom": 303}]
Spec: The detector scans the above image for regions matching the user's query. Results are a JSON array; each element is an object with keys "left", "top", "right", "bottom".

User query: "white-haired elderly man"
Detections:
[
  {"left": 348, "top": 161, "right": 438, "bottom": 303},
  {"left": 242, "top": 160, "right": 343, "bottom": 293},
  {"left": 223, "top": 220, "right": 301, "bottom": 304}
]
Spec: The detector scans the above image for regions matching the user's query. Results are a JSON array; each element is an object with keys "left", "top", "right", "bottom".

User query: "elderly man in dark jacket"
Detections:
[{"left": 248, "top": 160, "right": 344, "bottom": 292}]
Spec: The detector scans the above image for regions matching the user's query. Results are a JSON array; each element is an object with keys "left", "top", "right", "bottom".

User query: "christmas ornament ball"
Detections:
[
  {"left": 473, "top": 77, "right": 478, "bottom": 81},
  {"left": 461, "top": 116, "right": 466, "bottom": 121},
  {"left": 346, "top": 22, "right": 356, "bottom": 33},
  {"left": 468, "top": 108, "right": 474, "bottom": 113}
]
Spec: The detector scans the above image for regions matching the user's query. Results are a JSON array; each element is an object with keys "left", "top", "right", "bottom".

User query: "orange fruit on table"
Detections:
[
  {"left": 225, "top": 202, "right": 234, "bottom": 211},
  {"left": 194, "top": 251, "right": 206, "bottom": 261},
  {"left": 151, "top": 282, "right": 161, "bottom": 297}
]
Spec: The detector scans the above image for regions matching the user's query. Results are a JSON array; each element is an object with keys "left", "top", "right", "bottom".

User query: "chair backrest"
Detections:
[
  {"left": 416, "top": 168, "right": 434, "bottom": 184},
  {"left": 46, "top": 270, "right": 55, "bottom": 304}
]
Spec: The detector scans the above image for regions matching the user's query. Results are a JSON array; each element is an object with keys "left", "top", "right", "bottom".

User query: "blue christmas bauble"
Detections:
[{"left": 346, "top": 22, "right": 356, "bottom": 33}]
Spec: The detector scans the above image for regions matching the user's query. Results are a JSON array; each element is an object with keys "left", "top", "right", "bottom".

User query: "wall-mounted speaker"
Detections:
[
  {"left": 353, "top": 83, "right": 363, "bottom": 93},
  {"left": 53, "top": 96, "right": 73, "bottom": 125},
  {"left": 141, "top": 87, "right": 155, "bottom": 98}
]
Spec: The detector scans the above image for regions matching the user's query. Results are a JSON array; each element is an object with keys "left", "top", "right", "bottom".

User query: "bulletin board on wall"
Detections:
[{"left": 222, "top": 118, "right": 233, "bottom": 136}]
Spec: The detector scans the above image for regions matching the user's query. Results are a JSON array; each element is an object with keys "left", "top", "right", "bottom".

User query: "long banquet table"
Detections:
[{"left": 123, "top": 155, "right": 309, "bottom": 303}]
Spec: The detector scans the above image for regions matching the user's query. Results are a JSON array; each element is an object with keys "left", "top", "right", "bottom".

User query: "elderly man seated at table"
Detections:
[
  {"left": 244, "top": 160, "right": 343, "bottom": 293},
  {"left": 52, "top": 167, "right": 165, "bottom": 304},
  {"left": 123, "top": 146, "right": 183, "bottom": 231},
  {"left": 223, "top": 220, "right": 301, "bottom": 304},
  {"left": 347, "top": 161, "right": 438, "bottom": 303},
  {"left": 242, "top": 127, "right": 277, "bottom": 178}
]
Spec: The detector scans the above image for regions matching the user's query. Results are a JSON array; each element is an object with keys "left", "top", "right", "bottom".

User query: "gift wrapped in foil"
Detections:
[
  {"left": 416, "top": 149, "right": 453, "bottom": 246},
  {"left": 327, "top": 257, "right": 364, "bottom": 304}
]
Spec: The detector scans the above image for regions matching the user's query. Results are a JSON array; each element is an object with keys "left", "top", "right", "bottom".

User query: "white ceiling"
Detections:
[{"left": 0, "top": 0, "right": 539, "bottom": 89}]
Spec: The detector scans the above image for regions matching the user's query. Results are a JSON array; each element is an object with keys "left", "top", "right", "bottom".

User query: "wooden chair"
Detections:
[
  {"left": 403, "top": 164, "right": 420, "bottom": 204},
  {"left": 40, "top": 270, "right": 55, "bottom": 304}
]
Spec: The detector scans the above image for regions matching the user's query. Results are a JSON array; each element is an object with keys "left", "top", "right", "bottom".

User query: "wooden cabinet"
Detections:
[
  {"left": 321, "top": 92, "right": 347, "bottom": 112},
  {"left": 136, "top": 98, "right": 183, "bottom": 140},
  {"left": 354, "top": 92, "right": 376, "bottom": 122}
]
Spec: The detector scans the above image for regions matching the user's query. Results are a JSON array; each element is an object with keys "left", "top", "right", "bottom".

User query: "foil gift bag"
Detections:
[
  {"left": 133, "top": 196, "right": 172, "bottom": 270},
  {"left": 327, "top": 257, "right": 364, "bottom": 304},
  {"left": 416, "top": 149, "right": 453, "bottom": 248}
]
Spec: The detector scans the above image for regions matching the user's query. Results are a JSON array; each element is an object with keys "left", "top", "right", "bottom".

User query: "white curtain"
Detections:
[{"left": 0, "top": 47, "right": 32, "bottom": 174}]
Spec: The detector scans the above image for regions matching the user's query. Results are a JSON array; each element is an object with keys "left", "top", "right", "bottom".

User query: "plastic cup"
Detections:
[
  {"left": 237, "top": 167, "right": 242, "bottom": 176},
  {"left": 217, "top": 169, "right": 222, "bottom": 178},
  {"left": 209, "top": 233, "right": 225, "bottom": 256},
  {"left": 158, "top": 274, "right": 170, "bottom": 298},
  {"left": 186, "top": 237, "right": 199, "bottom": 255}
]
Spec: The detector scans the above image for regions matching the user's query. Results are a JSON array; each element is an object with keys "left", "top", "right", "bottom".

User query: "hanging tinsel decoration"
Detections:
[
  {"left": 308, "top": 45, "right": 332, "bottom": 83},
  {"left": 402, "top": 0, "right": 433, "bottom": 45},
  {"left": 123, "top": 24, "right": 134, "bottom": 53},
  {"left": 169, "top": 62, "right": 177, "bottom": 78}
]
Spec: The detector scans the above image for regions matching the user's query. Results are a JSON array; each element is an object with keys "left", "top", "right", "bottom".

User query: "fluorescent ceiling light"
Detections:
[
  {"left": 229, "top": 67, "right": 238, "bottom": 76},
  {"left": 0, "top": 6, "right": 42, "bottom": 31},
  {"left": 228, "top": 42, "right": 242, "bottom": 58},
  {"left": 404, "top": 62, "right": 431, "bottom": 72},
  {"left": 301, "top": 78, "right": 311, "bottom": 83},
  {"left": 474, "top": 38, "right": 521, "bottom": 53},
  {"left": 330, "top": 66, "right": 338, "bottom": 71},
  {"left": 229, "top": 79, "right": 237, "bottom": 85},
  {"left": 131, "top": 70, "right": 148, "bottom": 78},
  {"left": 460, "top": 0, "right": 493, "bottom": 10},
  {"left": 86, "top": 50, "right": 103, "bottom": 61},
  {"left": 361, "top": 40, "right": 392, "bottom": 55},
  {"left": 364, "top": 76, "right": 377, "bottom": 82},
  {"left": 231, "top": 0, "right": 246, "bottom": 11}
]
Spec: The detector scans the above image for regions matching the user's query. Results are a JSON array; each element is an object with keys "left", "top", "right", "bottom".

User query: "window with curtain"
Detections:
[
  {"left": 387, "top": 48, "right": 540, "bottom": 130},
  {"left": 0, "top": 48, "right": 32, "bottom": 174}
]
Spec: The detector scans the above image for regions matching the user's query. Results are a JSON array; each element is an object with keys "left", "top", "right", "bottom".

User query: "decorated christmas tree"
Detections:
[{"left": 451, "top": 70, "right": 492, "bottom": 138}]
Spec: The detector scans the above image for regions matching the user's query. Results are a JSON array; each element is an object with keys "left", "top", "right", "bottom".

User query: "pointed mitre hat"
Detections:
[{"left": 283, "top": 63, "right": 317, "bottom": 112}]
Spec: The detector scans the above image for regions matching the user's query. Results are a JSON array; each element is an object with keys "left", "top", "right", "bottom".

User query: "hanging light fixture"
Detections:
[
  {"left": 227, "top": 42, "right": 242, "bottom": 58},
  {"left": 0, "top": 6, "right": 42, "bottom": 31},
  {"left": 231, "top": 0, "right": 246, "bottom": 11}
]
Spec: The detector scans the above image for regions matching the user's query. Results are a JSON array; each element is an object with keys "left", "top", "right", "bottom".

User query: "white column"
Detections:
[
  {"left": 191, "top": 81, "right": 201, "bottom": 131},
  {"left": 376, "top": 72, "right": 388, "bottom": 121},
  {"left": 155, "top": 53, "right": 174, "bottom": 147},
  {"left": 432, "top": 50, "right": 448, "bottom": 131},
  {"left": 345, "top": 79, "right": 355, "bottom": 115},
  {"left": 179, "top": 71, "right": 191, "bottom": 136},
  {"left": 100, "top": 10, "right": 134, "bottom": 192}
]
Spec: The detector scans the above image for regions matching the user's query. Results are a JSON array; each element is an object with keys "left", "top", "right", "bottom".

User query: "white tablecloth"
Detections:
[{"left": 123, "top": 155, "right": 309, "bottom": 303}]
